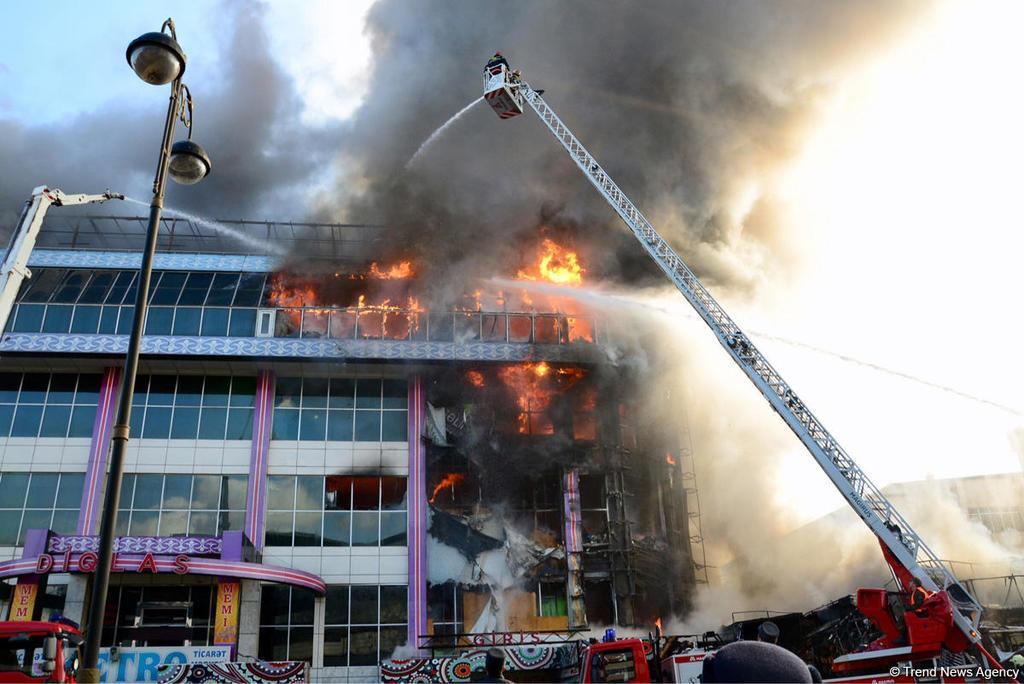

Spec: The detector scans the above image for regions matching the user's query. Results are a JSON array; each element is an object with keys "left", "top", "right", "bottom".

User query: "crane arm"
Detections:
[
  {"left": 514, "top": 82, "right": 987, "bottom": 646},
  {"left": 0, "top": 186, "right": 123, "bottom": 334}
]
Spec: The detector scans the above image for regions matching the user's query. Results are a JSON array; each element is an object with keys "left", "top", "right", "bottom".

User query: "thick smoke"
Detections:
[
  {"left": 0, "top": 2, "right": 339, "bottom": 230},
  {"left": 319, "top": 0, "right": 929, "bottom": 300}
]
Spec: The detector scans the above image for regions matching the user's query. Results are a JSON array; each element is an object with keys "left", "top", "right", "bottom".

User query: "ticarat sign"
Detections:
[
  {"left": 97, "top": 645, "right": 230, "bottom": 682},
  {"left": 34, "top": 550, "right": 191, "bottom": 575}
]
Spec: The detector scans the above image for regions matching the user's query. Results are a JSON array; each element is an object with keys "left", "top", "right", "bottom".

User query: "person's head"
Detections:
[
  {"left": 909, "top": 578, "right": 922, "bottom": 590},
  {"left": 702, "top": 641, "right": 814, "bottom": 683},
  {"left": 485, "top": 648, "right": 506, "bottom": 677},
  {"left": 757, "top": 621, "right": 780, "bottom": 644}
]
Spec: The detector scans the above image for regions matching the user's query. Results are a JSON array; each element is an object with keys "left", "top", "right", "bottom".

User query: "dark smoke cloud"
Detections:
[
  {"left": 319, "top": 0, "right": 928, "bottom": 298},
  {"left": 0, "top": 2, "right": 339, "bottom": 231}
]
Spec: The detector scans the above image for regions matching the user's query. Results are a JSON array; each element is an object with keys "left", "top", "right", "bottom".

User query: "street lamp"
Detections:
[{"left": 80, "top": 18, "right": 211, "bottom": 681}]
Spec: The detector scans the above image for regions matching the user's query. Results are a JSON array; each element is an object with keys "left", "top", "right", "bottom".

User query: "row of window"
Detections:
[
  {"left": 0, "top": 373, "right": 99, "bottom": 439},
  {"left": 115, "top": 473, "right": 248, "bottom": 537},
  {"left": 272, "top": 378, "right": 408, "bottom": 442},
  {"left": 17, "top": 269, "right": 268, "bottom": 308},
  {"left": 9, "top": 303, "right": 260, "bottom": 338},
  {"left": 259, "top": 585, "right": 407, "bottom": 667},
  {"left": 265, "top": 476, "right": 406, "bottom": 547},
  {"left": 129, "top": 376, "right": 255, "bottom": 441},
  {"left": 0, "top": 472, "right": 84, "bottom": 545}
]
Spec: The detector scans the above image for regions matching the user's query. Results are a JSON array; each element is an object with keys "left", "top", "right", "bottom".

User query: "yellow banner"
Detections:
[
  {"left": 213, "top": 581, "right": 241, "bottom": 645},
  {"left": 9, "top": 582, "right": 38, "bottom": 621}
]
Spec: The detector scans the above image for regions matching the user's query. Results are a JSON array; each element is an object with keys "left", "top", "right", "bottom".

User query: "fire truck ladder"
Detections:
[{"left": 516, "top": 82, "right": 986, "bottom": 646}]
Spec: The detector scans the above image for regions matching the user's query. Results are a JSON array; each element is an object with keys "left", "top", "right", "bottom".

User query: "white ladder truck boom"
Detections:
[
  {"left": 482, "top": 57, "right": 1004, "bottom": 671},
  {"left": 0, "top": 186, "right": 123, "bottom": 335}
]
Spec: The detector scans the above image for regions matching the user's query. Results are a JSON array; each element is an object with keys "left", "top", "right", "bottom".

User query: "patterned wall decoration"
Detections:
[
  {"left": 0, "top": 333, "right": 601, "bottom": 363},
  {"left": 406, "top": 376, "right": 427, "bottom": 655},
  {"left": 28, "top": 249, "right": 276, "bottom": 273},
  {"left": 48, "top": 535, "right": 223, "bottom": 556},
  {"left": 77, "top": 366, "right": 121, "bottom": 535},
  {"left": 381, "top": 645, "right": 580, "bottom": 682},
  {"left": 158, "top": 660, "right": 307, "bottom": 683},
  {"left": 244, "top": 371, "right": 275, "bottom": 550}
]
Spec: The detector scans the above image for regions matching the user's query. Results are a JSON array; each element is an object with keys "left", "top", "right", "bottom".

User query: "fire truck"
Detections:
[
  {"left": 484, "top": 56, "right": 1013, "bottom": 682},
  {"left": 0, "top": 619, "right": 83, "bottom": 683}
]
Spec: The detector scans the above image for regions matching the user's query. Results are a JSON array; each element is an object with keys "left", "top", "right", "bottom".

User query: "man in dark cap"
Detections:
[
  {"left": 757, "top": 621, "right": 780, "bottom": 644},
  {"left": 702, "top": 641, "right": 816, "bottom": 683},
  {"left": 478, "top": 648, "right": 512, "bottom": 683}
]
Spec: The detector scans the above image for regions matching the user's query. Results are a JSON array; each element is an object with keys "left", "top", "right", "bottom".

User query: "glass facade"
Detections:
[
  {"left": 0, "top": 372, "right": 100, "bottom": 438},
  {"left": 265, "top": 476, "right": 407, "bottom": 547},
  {"left": 258, "top": 586, "right": 315, "bottom": 662},
  {"left": 0, "top": 472, "right": 84, "bottom": 545},
  {"left": 100, "top": 585, "right": 216, "bottom": 647},
  {"left": 114, "top": 473, "right": 248, "bottom": 537},
  {"left": 7, "top": 267, "right": 598, "bottom": 344},
  {"left": 129, "top": 375, "right": 255, "bottom": 441},
  {"left": 323, "top": 585, "right": 407, "bottom": 667},
  {"left": 272, "top": 378, "right": 408, "bottom": 442}
]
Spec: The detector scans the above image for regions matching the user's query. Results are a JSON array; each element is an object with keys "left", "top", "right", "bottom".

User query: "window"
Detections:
[
  {"left": 0, "top": 373, "right": 99, "bottom": 439},
  {"left": 114, "top": 473, "right": 247, "bottom": 537},
  {"left": 100, "top": 585, "right": 215, "bottom": 647},
  {"left": 428, "top": 582, "right": 463, "bottom": 638},
  {"left": 0, "top": 472, "right": 84, "bottom": 545},
  {"left": 129, "top": 375, "right": 255, "bottom": 440},
  {"left": 265, "top": 476, "right": 406, "bottom": 548},
  {"left": 258, "top": 586, "right": 314, "bottom": 663},
  {"left": 323, "top": 585, "right": 407, "bottom": 667},
  {"left": 272, "top": 378, "right": 408, "bottom": 442},
  {"left": 538, "top": 582, "right": 568, "bottom": 617}
]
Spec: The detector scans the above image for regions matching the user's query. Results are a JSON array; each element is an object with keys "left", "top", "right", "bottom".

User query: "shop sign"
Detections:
[
  {"left": 97, "top": 645, "right": 231, "bottom": 682},
  {"left": 213, "top": 581, "right": 240, "bottom": 645},
  {"left": 9, "top": 582, "right": 37, "bottom": 621},
  {"left": 33, "top": 551, "right": 191, "bottom": 574}
]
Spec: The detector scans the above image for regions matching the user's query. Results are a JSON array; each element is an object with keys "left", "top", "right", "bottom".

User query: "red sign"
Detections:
[{"left": 34, "top": 552, "right": 191, "bottom": 574}]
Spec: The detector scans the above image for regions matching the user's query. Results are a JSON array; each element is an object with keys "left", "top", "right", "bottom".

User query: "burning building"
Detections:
[{"left": 0, "top": 212, "right": 702, "bottom": 681}]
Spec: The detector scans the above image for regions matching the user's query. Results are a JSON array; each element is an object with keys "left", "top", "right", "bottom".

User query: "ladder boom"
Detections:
[{"left": 516, "top": 83, "right": 984, "bottom": 642}]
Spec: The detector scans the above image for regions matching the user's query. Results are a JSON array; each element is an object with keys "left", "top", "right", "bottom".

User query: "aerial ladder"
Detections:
[
  {"left": 482, "top": 56, "right": 1006, "bottom": 674},
  {"left": 0, "top": 186, "right": 123, "bottom": 334}
]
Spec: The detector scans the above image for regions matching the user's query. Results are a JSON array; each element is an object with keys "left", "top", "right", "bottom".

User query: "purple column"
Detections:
[
  {"left": 77, "top": 367, "right": 122, "bottom": 535},
  {"left": 407, "top": 375, "right": 428, "bottom": 653},
  {"left": 244, "top": 371, "right": 275, "bottom": 550}
]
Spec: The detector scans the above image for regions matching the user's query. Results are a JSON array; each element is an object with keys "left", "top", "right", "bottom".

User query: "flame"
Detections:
[
  {"left": 497, "top": 362, "right": 586, "bottom": 434},
  {"left": 516, "top": 238, "right": 585, "bottom": 286},
  {"left": 368, "top": 261, "right": 414, "bottom": 279},
  {"left": 466, "top": 370, "right": 485, "bottom": 387},
  {"left": 430, "top": 472, "right": 465, "bottom": 503},
  {"left": 655, "top": 617, "right": 663, "bottom": 632},
  {"left": 665, "top": 452, "right": 677, "bottom": 465}
]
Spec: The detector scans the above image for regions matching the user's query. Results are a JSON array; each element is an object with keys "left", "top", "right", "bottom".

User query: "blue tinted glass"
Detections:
[
  {"left": 299, "top": 410, "right": 327, "bottom": 441},
  {"left": 11, "top": 304, "right": 44, "bottom": 332},
  {"left": 151, "top": 272, "right": 186, "bottom": 305},
  {"left": 56, "top": 473, "right": 85, "bottom": 508},
  {"left": 233, "top": 274, "right": 265, "bottom": 306},
  {"left": 0, "top": 473, "right": 29, "bottom": 507},
  {"left": 294, "top": 512, "right": 323, "bottom": 546},
  {"left": 142, "top": 406, "right": 172, "bottom": 438},
  {"left": 272, "top": 408, "right": 299, "bottom": 440},
  {"left": 175, "top": 376, "right": 203, "bottom": 406},
  {"left": 350, "top": 512, "right": 379, "bottom": 546},
  {"left": 19, "top": 375, "right": 48, "bottom": 403},
  {"left": 145, "top": 307, "right": 173, "bottom": 335},
  {"left": 52, "top": 270, "right": 90, "bottom": 303},
  {"left": 20, "top": 510, "right": 52, "bottom": 545},
  {"left": 39, "top": 405, "right": 72, "bottom": 437},
  {"left": 171, "top": 407, "right": 200, "bottom": 438},
  {"left": 265, "top": 512, "right": 293, "bottom": 546},
  {"left": 204, "top": 377, "right": 230, "bottom": 406},
  {"left": 275, "top": 378, "right": 301, "bottom": 408},
  {"left": 68, "top": 406, "right": 95, "bottom": 437},
  {"left": 98, "top": 306, "right": 119, "bottom": 333},
  {"left": 11, "top": 405, "right": 43, "bottom": 436},
  {"left": 0, "top": 404, "right": 14, "bottom": 435},
  {"left": 381, "top": 411, "right": 407, "bottom": 441},
  {"left": 228, "top": 309, "right": 256, "bottom": 337},
  {"left": 105, "top": 272, "right": 135, "bottom": 304},
  {"left": 172, "top": 307, "right": 201, "bottom": 336},
  {"left": 302, "top": 379, "right": 328, "bottom": 408},
  {"left": 26, "top": 473, "right": 58, "bottom": 507},
  {"left": 41, "top": 305, "right": 73, "bottom": 333},
  {"left": 323, "top": 511, "right": 350, "bottom": 547},
  {"left": 200, "top": 308, "right": 229, "bottom": 336},
  {"left": 199, "top": 407, "right": 228, "bottom": 439},
  {"left": 328, "top": 379, "right": 355, "bottom": 408},
  {"left": 206, "top": 273, "right": 239, "bottom": 305},
  {"left": 48, "top": 374, "right": 76, "bottom": 403},
  {"left": 230, "top": 378, "right": 256, "bottom": 407},
  {"left": 226, "top": 408, "right": 253, "bottom": 440},
  {"left": 382, "top": 380, "right": 407, "bottom": 409},
  {"left": 75, "top": 375, "right": 101, "bottom": 404},
  {"left": 354, "top": 411, "right": 381, "bottom": 441},
  {"left": 21, "top": 269, "right": 65, "bottom": 303},
  {"left": 78, "top": 272, "right": 114, "bottom": 304},
  {"left": 129, "top": 407, "right": 143, "bottom": 437},
  {"left": 379, "top": 512, "right": 407, "bottom": 546},
  {"left": 327, "top": 410, "right": 353, "bottom": 441},
  {"left": 0, "top": 374, "right": 18, "bottom": 402},
  {"left": 70, "top": 305, "right": 101, "bottom": 334},
  {"left": 148, "top": 376, "right": 176, "bottom": 405},
  {"left": 355, "top": 379, "right": 382, "bottom": 408},
  {"left": 178, "top": 272, "right": 213, "bottom": 305},
  {"left": 116, "top": 307, "right": 135, "bottom": 334}
]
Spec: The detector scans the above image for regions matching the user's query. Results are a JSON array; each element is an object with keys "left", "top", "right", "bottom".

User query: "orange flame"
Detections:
[
  {"left": 655, "top": 617, "right": 663, "bottom": 632},
  {"left": 429, "top": 473, "right": 465, "bottom": 503},
  {"left": 466, "top": 370, "right": 485, "bottom": 387},
  {"left": 368, "top": 261, "right": 414, "bottom": 279},
  {"left": 497, "top": 362, "right": 586, "bottom": 434},
  {"left": 517, "top": 238, "right": 585, "bottom": 286},
  {"left": 665, "top": 453, "right": 677, "bottom": 466}
]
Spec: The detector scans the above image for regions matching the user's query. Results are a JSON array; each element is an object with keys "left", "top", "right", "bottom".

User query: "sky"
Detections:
[{"left": 1, "top": 0, "right": 1021, "bottom": 532}]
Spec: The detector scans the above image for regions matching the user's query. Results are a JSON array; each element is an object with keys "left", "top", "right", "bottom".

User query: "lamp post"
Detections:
[{"left": 79, "top": 18, "right": 211, "bottom": 680}]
